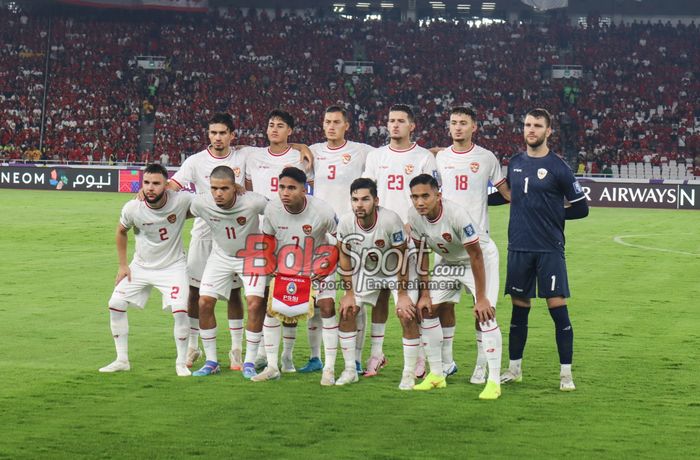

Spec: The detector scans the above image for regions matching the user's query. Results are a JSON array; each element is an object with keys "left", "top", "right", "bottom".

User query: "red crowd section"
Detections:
[{"left": 1, "top": 8, "right": 698, "bottom": 175}]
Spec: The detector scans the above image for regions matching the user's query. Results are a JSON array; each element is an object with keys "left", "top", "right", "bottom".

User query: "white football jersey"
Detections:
[
  {"left": 190, "top": 191, "right": 268, "bottom": 257},
  {"left": 170, "top": 146, "right": 246, "bottom": 240},
  {"left": 337, "top": 206, "right": 406, "bottom": 272},
  {"left": 408, "top": 199, "right": 480, "bottom": 265},
  {"left": 363, "top": 143, "right": 440, "bottom": 223},
  {"left": 436, "top": 143, "right": 505, "bottom": 240},
  {"left": 245, "top": 146, "right": 312, "bottom": 200},
  {"left": 262, "top": 195, "right": 337, "bottom": 276},
  {"left": 310, "top": 140, "right": 372, "bottom": 215},
  {"left": 119, "top": 190, "right": 192, "bottom": 270}
]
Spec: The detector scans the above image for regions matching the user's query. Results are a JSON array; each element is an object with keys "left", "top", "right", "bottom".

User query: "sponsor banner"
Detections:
[
  {"left": 58, "top": 0, "right": 208, "bottom": 12},
  {"left": 0, "top": 166, "right": 118, "bottom": 192},
  {"left": 578, "top": 180, "right": 699, "bottom": 210}
]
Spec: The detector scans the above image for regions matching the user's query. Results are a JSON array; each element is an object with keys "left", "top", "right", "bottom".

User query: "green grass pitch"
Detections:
[{"left": 0, "top": 189, "right": 698, "bottom": 459}]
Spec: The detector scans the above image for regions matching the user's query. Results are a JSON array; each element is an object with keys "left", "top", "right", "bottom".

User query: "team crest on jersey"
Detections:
[
  {"left": 342, "top": 153, "right": 351, "bottom": 164},
  {"left": 302, "top": 224, "right": 313, "bottom": 235},
  {"left": 286, "top": 282, "right": 297, "bottom": 295},
  {"left": 463, "top": 224, "right": 476, "bottom": 237},
  {"left": 537, "top": 168, "right": 548, "bottom": 180},
  {"left": 442, "top": 233, "right": 453, "bottom": 243},
  {"left": 470, "top": 162, "right": 480, "bottom": 173},
  {"left": 405, "top": 164, "right": 414, "bottom": 175},
  {"left": 237, "top": 216, "right": 247, "bottom": 226},
  {"left": 167, "top": 214, "right": 177, "bottom": 224},
  {"left": 392, "top": 231, "right": 403, "bottom": 243},
  {"left": 233, "top": 167, "right": 241, "bottom": 177},
  {"left": 375, "top": 239, "right": 385, "bottom": 248}
]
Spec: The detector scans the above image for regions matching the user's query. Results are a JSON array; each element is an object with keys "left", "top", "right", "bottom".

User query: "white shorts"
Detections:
[
  {"left": 187, "top": 237, "right": 243, "bottom": 290},
  {"left": 429, "top": 239, "right": 500, "bottom": 307},
  {"left": 313, "top": 272, "right": 337, "bottom": 302},
  {"left": 352, "top": 260, "right": 420, "bottom": 308},
  {"left": 109, "top": 261, "right": 189, "bottom": 311},
  {"left": 199, "top": 251, "right": 266, "bottom": 300}
]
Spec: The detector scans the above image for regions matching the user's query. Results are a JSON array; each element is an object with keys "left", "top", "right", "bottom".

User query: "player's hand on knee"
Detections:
[
  {"left": 339, "top": 293, "right": 358, "bottom": 320},
  {"left": 115, "top": 265, "right": 131, "bottom": 285},
  {"left": 416, "top": 293, "right": 432, "bottom": 320},
  {"left": 395, "top": 293, "right": 416, "bottom": 320},
  {"left": 473, "top": 299, "right": 495, "bottom": 323}
]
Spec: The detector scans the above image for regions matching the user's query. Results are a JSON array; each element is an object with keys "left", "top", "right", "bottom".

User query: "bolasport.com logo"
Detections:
[{"left": 234, "top": 233, "right": 470, "bottom": 289}]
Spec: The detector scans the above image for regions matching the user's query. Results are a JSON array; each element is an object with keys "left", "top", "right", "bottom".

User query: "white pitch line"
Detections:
[{"left": 613, "top": 235, "right": 700, "bottom": 256}]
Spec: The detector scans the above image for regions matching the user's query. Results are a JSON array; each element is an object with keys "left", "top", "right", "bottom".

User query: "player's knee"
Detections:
[
  {"left": 198, "top": 295, "right": 216, "bottom": 311},
  {"left": 108, "top": 298, "right": 128, "bottom": 312},
  {"left": 172, "top": 312, "right": 189, "bottom": 338}
]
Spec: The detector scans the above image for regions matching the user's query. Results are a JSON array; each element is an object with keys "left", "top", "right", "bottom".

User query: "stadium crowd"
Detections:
[{"left": 1, "top": 7, "right": 698, "bottom": 175}]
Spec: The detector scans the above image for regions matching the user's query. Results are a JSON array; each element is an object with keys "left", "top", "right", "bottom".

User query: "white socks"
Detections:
[
  {"left": 188, "top": 316, "right": 199, "bottom": 349},
  {"left": 228, "top": 319, "right": 244, "bottom": 352},
  {"left": 172, "top": 311, "right": 189, "bottom": 365},
  {"left": 402, "top": 337, "right": 420, "bottom": 374},
  {"left": 244, "top": 329, "right": 262, "bottom": 364},
  {"left": 479, "top": 319, "right": 502, "bottom": 384},
  {"left": 282, "top": 325, "right": 297, "bottom": 361},
  {"left": 109, "top": 308, "right": 129, "bottom": 362},
  {"left": 475, "top": 330, "right": 487, "bottom": 368},
  {"left": 200, "top": 327, "right": 217, "bottom": 363},
  {"left": 441, "top": 326, "right": 455, "bottom": 365},
  {"left": 355, "top": 307, "right": 366, "bottom": 362},
  {"left": 308, "top": 308, "right": 322, "bottom": 359},
  {"left": 370, "top": 322, "right": 386, "bottom": 357},
  {"left": 263, "top": 316, "right": 281, "bottom": 369},
  {"left": 420, "top": 318, "right": 443, "bottom": 375},
  {"left": 321, "top": 316, "right": 339, "bottom": 371},
  {"left": 338, "top": 331, "right": 357, "bottom": 371}
]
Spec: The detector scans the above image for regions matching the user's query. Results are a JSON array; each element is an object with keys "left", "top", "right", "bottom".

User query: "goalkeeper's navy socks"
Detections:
[
  {"left": 549, "top": 305, "right": 573, "bottom": 365},
  {"left": 508, "top": 305, "right": 530, "bottom": 360}
]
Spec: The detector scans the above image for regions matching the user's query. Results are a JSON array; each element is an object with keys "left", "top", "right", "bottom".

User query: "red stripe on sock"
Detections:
[
  {"left": 246, "top": 339, "right": 261, "bottom": 344},
  {"left": 443, "top": 335, "right": 454, "bottom": 339},
  {"left": 421, "top": 323, "right": 440, "bottom": 330},
  {"left": 229, "top": 327, "right": 244, "bottom": 331},
  {"left": 371, "top": 335, "right": 384, "bottom": 338},
  {"left": 172, "top": 309, "right": 187, "bottom": 314},
  {"left": 323, "top": 326, "right": 339, "bottom": 330},
  {"left": 109, "top": 307, "right": 126, "bottom": 313},
  {"left": 481, "top": 326, "right": 500, "bottom": 333},
  {"left": 201, "top": 336, "right": 216, "bottom": 341},
  {"left": 403, "top": 343, "right": 420, "bottom": 346},
  {"left": 283, "top": 336, "right": 296, "bottom": 339},
  {"left": 264, "top": 324, "right": 281, "bottom": 329}
]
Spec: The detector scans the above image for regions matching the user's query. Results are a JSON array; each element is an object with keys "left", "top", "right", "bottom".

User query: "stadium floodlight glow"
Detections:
[
  {"left": 380, "top": 2, "right": 394, "bottom": 7},
  {"left": 333, "top": 4, "right": 346, "bottom": 12},
  {"left": 457, "top": 4, "right": 471, "bottom": 10},
  {"left": 356, "top": 2, "right": 371, "bottom": 7},
  {"left": 482, "top": 2, "right": 496, "bottom": 10}
]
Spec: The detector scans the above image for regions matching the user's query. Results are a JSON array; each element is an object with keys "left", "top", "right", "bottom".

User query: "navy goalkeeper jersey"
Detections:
[{"left": 507, "top": 151, "right": 586, "bottom": 253}]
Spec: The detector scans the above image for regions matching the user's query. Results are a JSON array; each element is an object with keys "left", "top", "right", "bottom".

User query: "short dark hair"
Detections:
[
  {"left": 450, "top": 106, "right": 477, "bottom": 123},
  {"left": 268, "top": 109, "right": 295, "bottom": 129},
  {"left": 409, "top": 173, "right": 439, "bottom": 191},
  {"left": 325, "top": 105, "right": 349, "bottom": 121},
  {"left": 144, "top": 163, "right": 168, "bottom": 179},
  {"left": 350, "top": 178, "right": 377, "bottom": 198},
  {"left": 389, "top": 104, "right": 415, "bottom": 123},
  {"left": 279, "top": 166, "right": 306, "bottom": 185},
  {"left": 208, "top": 112, "right": 235, "bottom": 132},
  {"left": 210, "top": 165, "right": 236, "bottom": 183},
  {"left": 526, "top": 108, "right": 552, "bottom": 128}
]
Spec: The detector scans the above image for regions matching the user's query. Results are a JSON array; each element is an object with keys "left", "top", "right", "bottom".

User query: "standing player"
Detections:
[
  {"left": 500, "top": 108, "right": 589, "bottom": 391},
  {"left": 306, "top": 105, "right": 374, "bottom": 374},
  {"left": 408, "top": 174, "right": 503, "bottom": 399},
  {"left": 244, "top": 109, "right": 314, "bottom": 372},
  {"left": 336, "top": 178, "right": 420, "bottom": 389},
  {"left": 252, "top": 167, "right": 343, "bottom": 385},
  {"left": 168, "top": 113, "right": 247, "bottom": 371},
  {"left": 363, "top": 104, "right": 440, "bottom": 378},
  {"left": 434, "top": 106, "right": 510, "bottom": 384},
  {"left": 188, "top": 166, "right": 269, "bottom": 378},
  {"left": 99, "top": 164, "right": 193, "bottom": 376}
]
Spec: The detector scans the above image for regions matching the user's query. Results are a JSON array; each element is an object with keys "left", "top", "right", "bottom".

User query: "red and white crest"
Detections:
[
  {"left": 470, "top": 162, "right": 480, "bottom": 173},
  {"left": 342, "top": 153, "right": 351, "bottom": 164},
  {"left": 302, "top": 224, "right": 313, "bottom": 235},
  {"left": 233, "top": 167, "right": 241, "bottom": 177},
  {"left": 375, "top": 239, "right": 385, "bottom": 248},
  {"left": 442, "top": 232, "right": 452, "bottom": 243},
  {"left": 167, "top": 214, "right": 177, "bottom": 224},
  {"left": 237, "top": 216, "right": 247, "bottom": 226},
  {"left": 404, "top": 164, "right": 414, "bottom": 175}
]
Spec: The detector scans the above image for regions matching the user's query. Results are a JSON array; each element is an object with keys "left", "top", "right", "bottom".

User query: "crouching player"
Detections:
[
  {"left": 188, "top": 166, "right": 269, "bottom": 378},
  {"left": 336, "top": 178, "right": 420, "bottom": 389},
  {"left": 407, "top": 174, "right": 503, "bottom": 399},
  {"left": 99, "top": 164, "right": 193, "bottom": 376}
]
